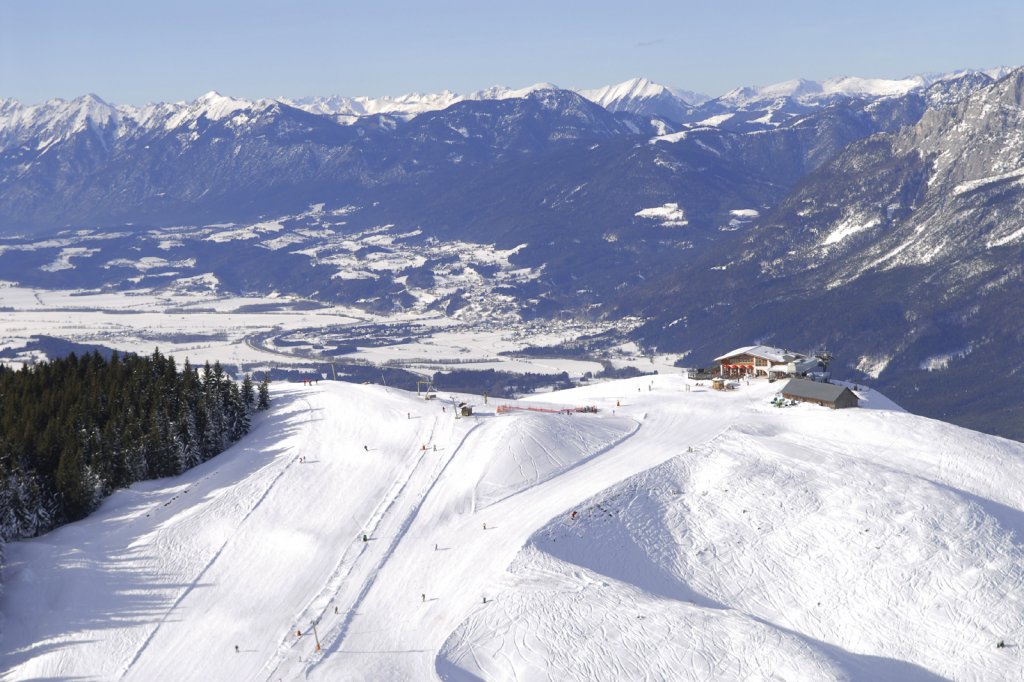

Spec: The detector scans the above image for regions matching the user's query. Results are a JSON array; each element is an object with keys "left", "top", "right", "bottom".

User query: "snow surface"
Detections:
[
  {"left": 716, "top": 68, "right": 1015, "bottom": 108},
  {"left": 718, "top": 75, "right": 923, "bottom": 107},
  {"left": 822, "top": 216, "right": 882, "bottom": 246},
  {"left": 952, "top": 166, "right": 1024, "bottom": 196},
  {"left": 695, "top": 113, "right": 734, "bottom": 127},
  {"left": 648, "top": 129, "right": 690, "bottom": 144},
  {"left": 634, "top": 203, "right": 688, "bottom": 227},
  {"left": 283, "top": 83, "right": 562, "bottom": 121},
  {"left": 856, "top": 355, "right": 892, "bottom": 379},
  {"left": 2, "top": 377, "right": 1024, "bottom": 681},
  {"left": 577, "top": 77, "right": 707, "bottom": 109},
  {"left": 38, "top": 247, "right": 100, "bottom": 272}
]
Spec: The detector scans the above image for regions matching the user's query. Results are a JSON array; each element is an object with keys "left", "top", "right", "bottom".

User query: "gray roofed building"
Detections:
[{"left": 781, "top": 379, "right": 859, "bottom": 409}]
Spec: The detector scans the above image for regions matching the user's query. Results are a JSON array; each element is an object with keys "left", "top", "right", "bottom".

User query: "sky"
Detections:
[{"left": 1, "top": 0, "right": 1022, "bottom": 105}]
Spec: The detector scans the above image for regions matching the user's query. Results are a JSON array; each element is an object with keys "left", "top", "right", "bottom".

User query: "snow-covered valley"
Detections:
[{"left": 2, "top": 375, "right": 1022, "bottom": 680}]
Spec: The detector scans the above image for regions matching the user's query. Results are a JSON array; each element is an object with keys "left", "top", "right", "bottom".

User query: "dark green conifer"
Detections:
[
  {"left": 241, "top": 373, "right": 255, "bottom": 411},
  {"left": 257, "top": 374, "right": 271, "bottom": 411}
]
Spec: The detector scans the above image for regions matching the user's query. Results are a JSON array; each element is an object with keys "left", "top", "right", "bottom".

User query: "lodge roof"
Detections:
[
  {"left": 715, "top": 345, "right": 805, "bottom": 364},
  {"left": 780, "top": 378, "right": 852, "bottom": 403}
]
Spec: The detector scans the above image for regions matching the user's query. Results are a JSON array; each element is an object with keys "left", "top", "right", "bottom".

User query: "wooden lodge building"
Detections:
[
  {"left": 715, "top": 345, "right": 820, "bottom": 380},
  {"left": 781, "top": 378, "right": 859, "bottom": 409}
]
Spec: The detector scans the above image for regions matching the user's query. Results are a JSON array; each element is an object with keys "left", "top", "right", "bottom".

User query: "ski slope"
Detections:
[{"left": 2, "top": 375, "right": 1023, "bottom": 680}]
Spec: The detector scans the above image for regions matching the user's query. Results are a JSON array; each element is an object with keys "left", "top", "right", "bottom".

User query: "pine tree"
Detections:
[
  {"left": 56, "top": 444, "right": 95, "bottom": 522},
  {"left": 226, "top": 380, "right": 249, "bottom": 442},
  {"left": 241, "top": 373, "right": 255, "bottom": 412},
  {"left": 0, "top": 464, "right": 19, "bottom": 542},
  {"left": 175, "top": 402, "right": 201, "bottom": 472},
  {"left": 257, "top": 374, "right": 271, "bottom": 411}
]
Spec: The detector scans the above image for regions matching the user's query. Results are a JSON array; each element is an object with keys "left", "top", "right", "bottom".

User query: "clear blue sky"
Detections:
[{"left": 2, "top": 0, "right": 1021, "bottom": 104}]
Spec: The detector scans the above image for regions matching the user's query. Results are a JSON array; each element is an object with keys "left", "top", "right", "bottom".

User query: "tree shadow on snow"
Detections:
[{"left": 0, "top": 401, "right": 308, "bottom": 674}]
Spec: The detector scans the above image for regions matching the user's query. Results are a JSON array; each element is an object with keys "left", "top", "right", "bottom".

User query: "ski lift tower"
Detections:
[
  {"left": 812, "top": 349, "right": 834, "bottom": 381},
  {"left": 319, "top": 352, "right": 337, "bottom": 381},
  {"left": 417, "top": 379, "right": 437, "bottom": 400}
]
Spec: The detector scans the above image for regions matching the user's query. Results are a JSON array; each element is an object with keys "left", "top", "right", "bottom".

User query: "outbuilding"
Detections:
[{"left": 780, "top": 378, "right": 859, "bottom": 409}]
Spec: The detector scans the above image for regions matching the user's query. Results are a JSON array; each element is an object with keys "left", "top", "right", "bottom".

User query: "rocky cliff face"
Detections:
[
  {"left": 630, "top": 70, "right": 1024, "bottom": 439},
  {"left": 757, "top": 71, "right": 1024, "bottom": 283}
]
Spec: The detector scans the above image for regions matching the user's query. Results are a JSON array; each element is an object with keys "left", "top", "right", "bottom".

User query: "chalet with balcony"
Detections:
[{"left": 715, "top": 345, "right": 819, "bottom": 379}]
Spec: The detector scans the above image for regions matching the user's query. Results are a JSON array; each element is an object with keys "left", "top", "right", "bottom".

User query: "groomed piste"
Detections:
[{"left": 2, "top": 374, "right": 1023, "bottom": 680}]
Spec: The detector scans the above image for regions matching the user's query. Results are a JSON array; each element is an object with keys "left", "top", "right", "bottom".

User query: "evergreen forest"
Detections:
[{"left": 0, "top": 349, "right": 270, "bottom": 589}]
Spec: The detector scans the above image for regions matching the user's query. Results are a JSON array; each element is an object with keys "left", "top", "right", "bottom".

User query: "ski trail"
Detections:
[
  {"left": 308, "top": 421, "right": 482, "bottom": 667},
  {"left": 121, "top": 400, "right": 321, "bottom": 680},
  {"left": 256, "top": 412, "right": 443, "bottom": 679},
  {"left": 261, "top": 417, "right": 480, "bottom": 681}
]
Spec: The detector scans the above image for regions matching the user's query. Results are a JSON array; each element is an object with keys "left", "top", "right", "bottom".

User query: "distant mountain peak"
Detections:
[
  {"left": 583, "top": 77, "right": 667, "bottom": 102},
  {"left": 193, "top": 91, "right": 250, "bottom": 116},
  {"left": 470, "top": 82, "right": 562, "bottom": 100},
  {"left": 579, "top": 77, "right": 707, "bottom": 108},
  {"left": 716, "top": 67, "right": 1021, "bottom": 108},
  {"left": 575, "top": 77, "right": 707, "bottom": 122}
]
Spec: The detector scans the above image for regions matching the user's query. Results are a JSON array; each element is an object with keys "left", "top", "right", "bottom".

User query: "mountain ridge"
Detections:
[{"left": 5, "top": 65, "right": 1013, "bottom": 135}]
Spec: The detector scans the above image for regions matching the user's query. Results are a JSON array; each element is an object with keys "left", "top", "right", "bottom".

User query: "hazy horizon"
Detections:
[{"left": 3, "top": 0, "right": 1022, "bottom": 106}]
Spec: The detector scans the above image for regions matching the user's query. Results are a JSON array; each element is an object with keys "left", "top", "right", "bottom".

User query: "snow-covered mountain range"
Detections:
[
  {"left": 1, "top": 66, "right": 1023, "bottom": 442},
  {"left": 280, "top": 82, "right": 561, "bottom": 122},
  {"left": 3, "top": 376, "right": 1022, "bottom": 680},
  {"left": 717, "top": 67, "right": 1015, "bottom": 106},
  {"left": 3, "top": 67, "right": 1011, "bottom": 142}
]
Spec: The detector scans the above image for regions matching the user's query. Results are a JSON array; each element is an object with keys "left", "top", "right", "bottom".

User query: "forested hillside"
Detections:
[{"left": 0, "top": 350, "right": 269, "bottom": 583}]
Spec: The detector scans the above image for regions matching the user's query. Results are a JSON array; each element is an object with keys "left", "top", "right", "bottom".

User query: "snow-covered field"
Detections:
[
  {"left": 0, "top": 211, "right": 664, "bottom": 380},
  {"left": 0, "top": 283, "right": 656, "bottom": 379},
  {"left": 2, "top": 376, "right": 1023, "bottom": 680}
]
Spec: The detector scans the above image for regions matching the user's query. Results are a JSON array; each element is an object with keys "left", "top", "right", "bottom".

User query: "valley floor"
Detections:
[{"left": 1, "top": 376, "right": 1022, "bottom": 680}]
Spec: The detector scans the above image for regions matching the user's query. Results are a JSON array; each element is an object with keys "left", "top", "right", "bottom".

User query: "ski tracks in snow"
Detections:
[
  {"left": 121, "top": 396, "right": 325, "bottom": 680},
  {"left": 261, "top": 415, "right": 481, "bottom": 680}
]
